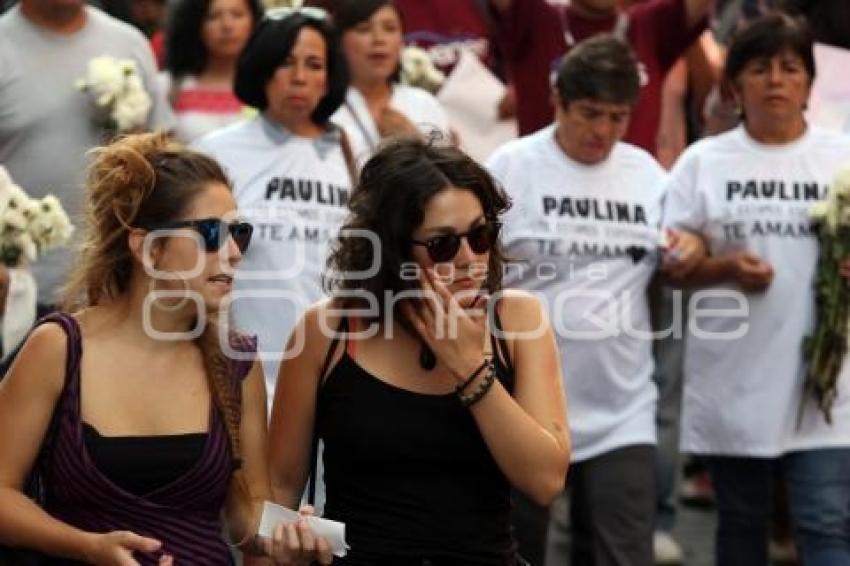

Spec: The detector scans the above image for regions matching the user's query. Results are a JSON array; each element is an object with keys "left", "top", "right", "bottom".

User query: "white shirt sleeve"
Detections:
[{"left": 662, "top": 145, "right": 706, "bottom": 234}]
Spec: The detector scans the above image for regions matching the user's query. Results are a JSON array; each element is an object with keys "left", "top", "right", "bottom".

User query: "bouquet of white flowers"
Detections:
[
  {"left": 76, "top": 55, "right": 152, "bottom": 134},
  {"left": 400, "top": 46, "right": 445, "bottom": 94},
  {"left": 802, "top": 164, "right": 850, "bottom": 425},
  {"left": 0, "top": 167, "right": 74, "bottom": 268}
]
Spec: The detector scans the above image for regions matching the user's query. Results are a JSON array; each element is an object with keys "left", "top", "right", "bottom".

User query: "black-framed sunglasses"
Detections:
[
  {"left": 146, "top": 218, "right": 254, "bottom": 253},
  {"left": 411, "top": 222, "right": 501, "bottom": 263}
]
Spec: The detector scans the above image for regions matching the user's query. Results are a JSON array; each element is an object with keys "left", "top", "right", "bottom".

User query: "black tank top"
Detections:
[
  {"left": 82, "top": 423, "right": 207, "bottom": 496},
  {"left": 316, "top": 316, "right": 518, "bottom": 566}
]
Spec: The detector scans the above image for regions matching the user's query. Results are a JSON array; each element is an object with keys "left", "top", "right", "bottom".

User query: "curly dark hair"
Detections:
[
  {"left": 165, "top": 0, "right": 264, "bottom": 80},
  {"left": 325, "top": 137, "right": 511, "bottom": 322}
]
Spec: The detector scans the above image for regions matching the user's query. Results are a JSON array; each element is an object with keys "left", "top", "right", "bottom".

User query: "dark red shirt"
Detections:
[
  {"left": 495, "top": 0, "right": 706, "bottom": 154},
  {"left": 395, "top": 0, "right": 498, "bottom": 77}
]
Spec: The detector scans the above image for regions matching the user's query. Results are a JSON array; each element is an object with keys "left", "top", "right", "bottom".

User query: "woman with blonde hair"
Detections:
[{"left": 0, "top": 133, "right": 331, "bottom": 565}]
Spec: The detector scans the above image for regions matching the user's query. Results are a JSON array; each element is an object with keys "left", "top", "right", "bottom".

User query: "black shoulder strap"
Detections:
[{"left": 307, "top": 316, "right": 348, "bottom": 506}]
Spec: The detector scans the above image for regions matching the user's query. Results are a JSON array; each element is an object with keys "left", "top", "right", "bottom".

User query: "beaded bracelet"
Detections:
[
  {"left": 455, "top": 359, "right": 492, "bottom": 395},
  {"left": 458, "top": 362, "right": 497, "bottom": 408}
]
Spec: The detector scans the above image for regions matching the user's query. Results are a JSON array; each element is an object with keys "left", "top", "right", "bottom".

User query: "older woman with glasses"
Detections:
[{"left": 268, "top": 138, "right": 570, "bottom": 565}]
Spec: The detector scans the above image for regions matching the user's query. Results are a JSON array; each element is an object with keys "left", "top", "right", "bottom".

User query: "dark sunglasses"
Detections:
[
  {"left": 411, "top": 222, "right": 501, "bottom": 263},
  {"left": 146, "top": 218, "right": 254, "bottom": 253}
]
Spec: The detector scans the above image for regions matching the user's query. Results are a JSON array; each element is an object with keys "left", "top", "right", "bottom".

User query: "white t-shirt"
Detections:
[
  {"left": 194, "top": 116, "right": 352, "bottom": 400},
  {"left": 331, "top": 84, "right": 449, "bottom": 166},
  {"left": 663, "top": 125, "right": 850, "bottom": 457},
  {"left": 487, "top": 125, "right": 665, "bottom": 462}
]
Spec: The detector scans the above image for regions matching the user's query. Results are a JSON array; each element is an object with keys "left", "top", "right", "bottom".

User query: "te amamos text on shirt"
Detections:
[{"left": 722, "top": 220, "right": 817, "bottom": 241}]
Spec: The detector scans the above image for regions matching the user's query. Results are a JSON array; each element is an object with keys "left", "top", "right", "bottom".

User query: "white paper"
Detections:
[
  {"left": 437, "top": 49, "right": 518, "bottom": 163},
  {"left": 257, "top": 501, "right": 349, "bottom": 558},
  {"left": 807, "top": 43, "right": 850, "bottom": 133}
]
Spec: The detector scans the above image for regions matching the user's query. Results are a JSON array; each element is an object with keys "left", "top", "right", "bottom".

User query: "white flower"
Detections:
[
  {"left": 0, "top": 205, "right": 29, "bottom": 237},
  {"left": 86, "top": 56, "right": 126, "bottom": 98},
  {"left": 810, "top": 201, "right": 829, "bottom": 221},
  {"left": 812, "top": 164, "right": 850, "bottom": 233},
  {"left": 400, "top": 46, "right": 445, "bottom": 92},
  {"left": 833, "top": 166, "right": 850, "bottom": 199},
  {"left": 0, "top": 168, "right": 75, "bottom": 266},
  {"left": 77, "top": 56, "right": 151, "bottom": 133},
  {"left": 120, "top": 59, "right": 137, "bottom": 75},
  {"left": 12, "top": 232, "right": 38, "bottom": 263},
  {"left": 125, "top": 73, "right": 144, "bottom": 92},
  {"left": 112, "top": 89, "right": 151, "bottom": 132},
  {"left": 28, "top": 195, "right": 74, "bottom": 250},
  {"left": 4, "top": 183, "right": 31, "bottom": 216},
  {"left": 21, "top": 198, "right": 40, "bottom": 222}
]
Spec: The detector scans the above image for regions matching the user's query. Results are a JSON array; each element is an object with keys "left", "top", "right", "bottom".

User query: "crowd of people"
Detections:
[{"left": 1, "top": 0, "right": 849, "bottom": 565}]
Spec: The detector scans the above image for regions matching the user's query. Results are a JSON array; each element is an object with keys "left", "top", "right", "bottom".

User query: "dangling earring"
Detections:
[
  {"left": 419, "top": 343, "right": 436, "bottom": 371},
  {"left": 148, "top": 273, "right": 192, "bottom": 312}
]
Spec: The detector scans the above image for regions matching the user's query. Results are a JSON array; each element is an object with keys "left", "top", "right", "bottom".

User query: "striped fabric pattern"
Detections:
[{"left": 37, "top": 314, "right": 255, "bottom": 565}]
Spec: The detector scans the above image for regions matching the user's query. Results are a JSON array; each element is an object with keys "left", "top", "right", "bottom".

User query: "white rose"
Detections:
[
  {"left": 13, "top": 232, "right": 38, "bottom": 262},
  {"left": 113, "top": 91, "right": 151, "bottom": 132},
  {"left": 401, "top": 46, "right": 445, "bottom": 91},
  {"left": 87, "top": 56, "right": 125, "bottom": 98},
  {"left": 5, "top": 184, "right": 32, "bottom": 217},
  {"left": 832, "top": 165, "right": 850, "bottom": 199},
  {"left": 125, "top": 73, "right": 144, "bottom": 93},
  {"left": 0, "top": 206, "right": 29, "bottom": 237},
  {"left": 29, "top": 196, "right": 74, "bottom": 250},
  {"left": 810, "top": 201, "right": 829, "bottom": 221}
]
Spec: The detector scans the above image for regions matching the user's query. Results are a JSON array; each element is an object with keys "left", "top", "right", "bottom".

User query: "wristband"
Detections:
[
  {"left": 458, "top": 362, "right": 497, "bottom": 408},
  {"left": 455, "top": 359, "right": 491, "bottom": 395}
]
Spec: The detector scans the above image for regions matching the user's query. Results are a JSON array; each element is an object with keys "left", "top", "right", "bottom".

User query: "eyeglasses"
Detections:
[
  {"left": 265, "top": 6, "right": 328, "bottom": 22},
  {"left": 146, "top": 218, "right": 254, "bottom": 253},
  {"left": 411, "top": 222, "right": 501, "bottom": 263}
]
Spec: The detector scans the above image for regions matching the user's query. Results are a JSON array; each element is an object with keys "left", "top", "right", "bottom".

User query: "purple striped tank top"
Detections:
[{"left": 37, "top": 313, "right": 256, "bottom": 565}]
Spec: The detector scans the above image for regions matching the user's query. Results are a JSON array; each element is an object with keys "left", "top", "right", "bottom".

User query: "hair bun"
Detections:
[{"left": 87, "top": 131, "right": 181, "bottom": 228}]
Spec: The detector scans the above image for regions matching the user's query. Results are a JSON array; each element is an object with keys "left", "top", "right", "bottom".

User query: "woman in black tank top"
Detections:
[{"left": 268, "top": 138, "right": 570, "bottom": 565}]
